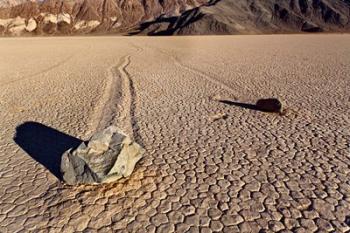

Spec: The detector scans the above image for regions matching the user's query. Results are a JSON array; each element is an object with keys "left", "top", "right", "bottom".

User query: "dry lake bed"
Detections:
[{"left": 0, "top": 35, "right": 349, "bottom": 232}]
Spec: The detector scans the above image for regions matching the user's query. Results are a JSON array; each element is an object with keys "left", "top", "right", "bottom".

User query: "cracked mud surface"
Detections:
[{"left": 0, "top": 35, "right": 349, "bottom": 232}]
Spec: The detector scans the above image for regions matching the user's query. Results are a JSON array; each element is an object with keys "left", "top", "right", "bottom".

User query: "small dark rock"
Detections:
[{"left": 256, "top": 98, "right": 283, "bottom": 113}]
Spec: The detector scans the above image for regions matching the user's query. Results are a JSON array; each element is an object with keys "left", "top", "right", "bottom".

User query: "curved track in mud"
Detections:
[
  {"left": 153, "top": 46, "right": 245, "bottom": 98},
  {"left": 95, "top": 45, "right": 143, "bottom": 142},
  {"left": 95, "top": 55, "right": 131, "bottom": 133}
]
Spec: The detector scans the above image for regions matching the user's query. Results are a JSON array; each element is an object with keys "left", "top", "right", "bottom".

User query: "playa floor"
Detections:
[{"left": 0, "top": 35, "right": 349, "bottom": 232}]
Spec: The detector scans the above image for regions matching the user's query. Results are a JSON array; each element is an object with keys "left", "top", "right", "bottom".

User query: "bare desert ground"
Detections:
[{"left": 0, "top": 35, "right": 349, "bottom": 232}]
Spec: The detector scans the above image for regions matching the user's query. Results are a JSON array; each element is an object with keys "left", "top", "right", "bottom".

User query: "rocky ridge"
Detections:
[
  {"left": 0, "top": 0, "right": 31, "bottom": 8},
  {"left": 136, "top": 0, "right": 350, "bottom": 35},
  {"left": 0, "top": 0, "right": 206, "bottom": 35},
  {"left": 0, "top": 0, "right": 349, "bottom": 35}
]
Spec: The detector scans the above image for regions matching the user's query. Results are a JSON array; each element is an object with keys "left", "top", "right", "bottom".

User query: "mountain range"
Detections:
[{"left": 0, "top": 0, "right": 349, "bottom": 35}]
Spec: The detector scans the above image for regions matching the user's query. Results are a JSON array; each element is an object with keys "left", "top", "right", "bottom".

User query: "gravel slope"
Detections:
[{"left": 0, "top": 35, "right": 349, "bottom": 232}]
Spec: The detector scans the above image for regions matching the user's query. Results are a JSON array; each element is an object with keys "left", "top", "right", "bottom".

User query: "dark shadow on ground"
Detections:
[
  {"left": 218, "top": 98, "right": 283, "bottom": 114},
  {"left": 346, "top": 216, "right": 350, "bottom": 227},
  {"left": 218, "top": 100, "right": 263, "bottom": 111},
  {"left": 14, "top": 121, "right": 82, "bottom": 180}
]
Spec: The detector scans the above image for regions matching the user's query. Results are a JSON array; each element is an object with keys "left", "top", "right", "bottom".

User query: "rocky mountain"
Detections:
[
  {"left": 0, "top": 0, "right": 32, "bottom": 8},
  {"left": 0, "top": 0, "right": 206, "bottom": 35},
  {"left": 136, "top": 0, "right": 350, "bottom": 35},
  {"left": 0, "top": 0, "right": 349, "bottom": 35}
]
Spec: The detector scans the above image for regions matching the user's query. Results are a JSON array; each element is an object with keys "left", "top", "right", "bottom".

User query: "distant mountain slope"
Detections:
[
  {"left": 136, "top": 0, "right": 350, "bottom": 35},
  {"left": 0, "top": 0, "right": 349, "bottom": 35}
]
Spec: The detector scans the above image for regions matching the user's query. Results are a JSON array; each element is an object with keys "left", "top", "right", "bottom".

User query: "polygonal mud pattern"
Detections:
[{"left": 0, "top": 35, "right": 350, "bottom": 232}]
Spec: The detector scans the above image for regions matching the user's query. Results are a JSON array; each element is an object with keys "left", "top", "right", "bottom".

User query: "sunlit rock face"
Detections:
[
  {"left": 0, "top": 0, "right": 207, "bottom": 35},
  {"left": 0, "top": 0, "right": 35, "bottom": 8},
  {"left": 61, "top": 126, "right": 144, "bottom": 185}
]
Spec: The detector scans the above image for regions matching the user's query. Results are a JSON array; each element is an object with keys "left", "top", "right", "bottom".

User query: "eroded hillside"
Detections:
[{"left": 0, "top": 0, "right": 349, "bottom": 35}]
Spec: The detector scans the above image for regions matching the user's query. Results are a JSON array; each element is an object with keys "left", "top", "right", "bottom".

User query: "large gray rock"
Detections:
[{"left": 61, "top": 126, "right": 144, "bottom": 185}]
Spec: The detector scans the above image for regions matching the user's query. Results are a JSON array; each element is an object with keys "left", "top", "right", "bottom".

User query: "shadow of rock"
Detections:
[
  {"left": 218, "top": 98, "right": 282, "bottom": 113},
  {"left": 218, "top": 100, "right": 261, "bottom": 111},
  {"left": 14, "top": 121, "right": 82, "bottom": 180},
  {"left": 345, "top": 216, "right": 350, "bottom": 226}
]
